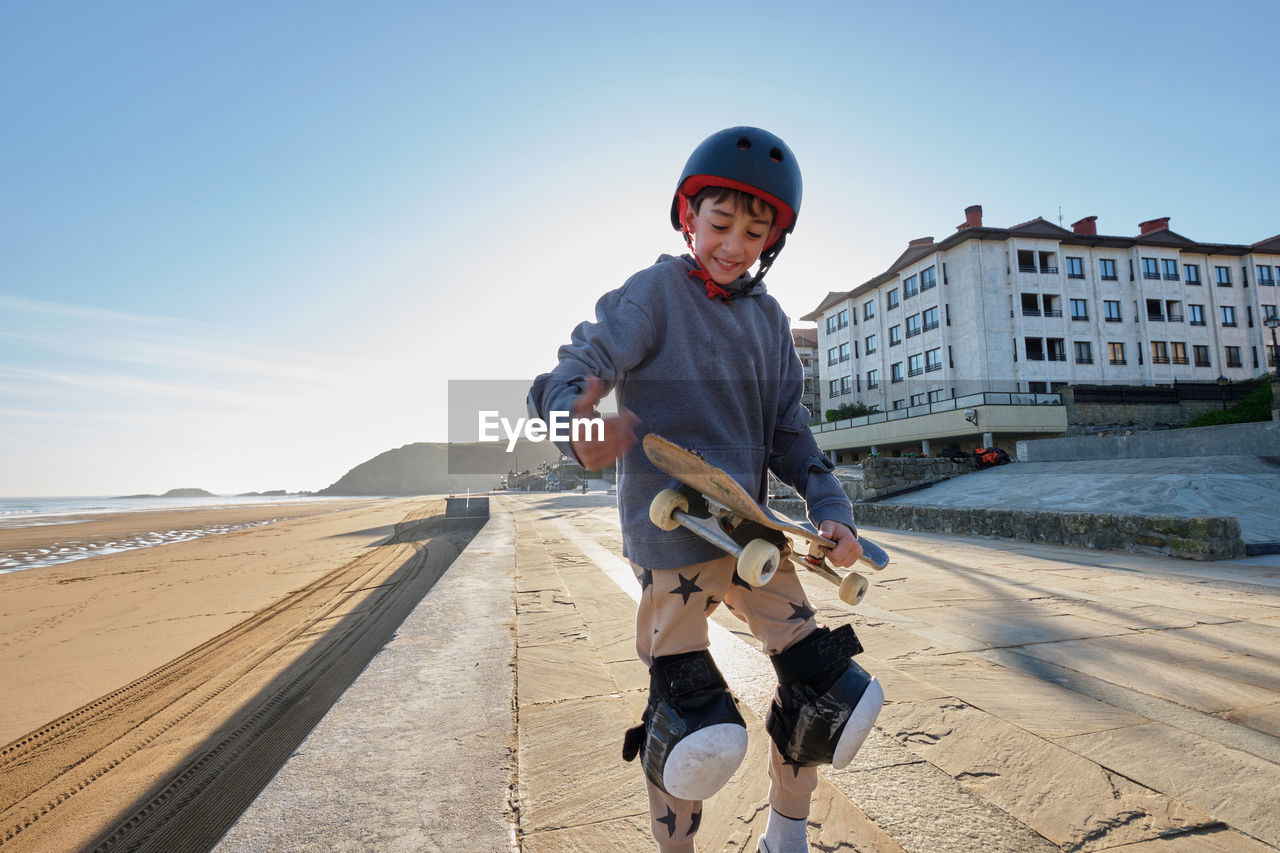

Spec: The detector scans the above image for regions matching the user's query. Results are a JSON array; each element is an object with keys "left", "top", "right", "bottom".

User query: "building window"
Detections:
[
  {"left": 1166, "top": 300, "right": 1184, "bottom": 322},
  {"left": 1040, "top": 251, "right": 1058, "bottom": 274},
  {"left": 908, "top": 353, "right": 924, "bottom": 377},
  {"left": 1171, "top": 341, "right": 1188, "bottom": 365},
  {"left": 925, "top": 348, "right": 942, "bottom": 372},
  {"left": 828, "top": 346, "right": 839, "bottom": 366},
  {"left": 1070, "top": 298, "right": 1089, "bottom": 321},
  {"left": 1047, "top": 338, "right": 1066, "bottom": 361},
  {"left": 1074, "top": 341, "right": 1093, "bottom": 364},
  {"left": 921, "top": 266, "right": 937, "bottom": 291},
  {"left": 1162, "top": 258, "right": 1180, "bottom": 281},
  {"left": 903, "top": 274, "right": 919, "bottom": 298},
  {"left": 1142, "top": 258, "right": 1160, "bottom": 280},
  {"left": 1146, "top": 299, "right": 1165, "bottom": 321},
  {"left": 867, "top": 369, "right": 879, "bottom": 389},
  {"left": 863, "top": 300, "right": 875, "bottom": 320},
  {"left": 1264, "top": 305, "right": 1278, "bottom": 320},
  {"left": 1151, "top": 341, "right": 1170, "bottom": 364},
  {"left": 922, "top": 306, "right": 939, "bottom": 332},
  {"left": 1225, "top": 346, "right": 1242, "bottom": 368},
  {"left": 887, "top": 288, "right": 900, "bottom": 310},
  {"left": 1193, "top": 345, "right": 1211, "bottom": 367},
  {"left": 1104, "top": 300, "right": 1122, "bottom": 322},
  {"left": 1018, "top": 250, "right": 1036, "bottom": 273},
  {"left": 928, "top": 389, "right": 944, "bottom": 403},
  {"left": 891, "top": 362, "right": 903, "bottom": 383},
  {"left": 1100, "top": 258, "right": 1118, "bottom": 281},
  {"left": 1188, "top": 304, "right": 1206, "bottom": 326},
  {"left": 905, "top": 314, "right": 921, "bottom": 338},
  {"left": 892, "top": 399, "right": 905, "bottom": 410},
  {"left": 1108, "top": 342, "right": 1126, "bottom": 365},
  {"left": 1216, "top": 266, "right": 1232, "bottom": 286},
  {"left": 1184, "top": 264, "right": 1201, "bottom": 285},
  {"left": 829, "top": 379, "right": 839, "bottom": 396},
  {"left": 1066, "top": 257, "right": 1084, "bottom": 279},
  {"left": 889, "top": 325, "right": 902, "bottom": 346},
  {"left": 865, "top": 334, "right": 877, "bottom": 354},
  {"left": 839, "top": 342, "right": 851, "bottom": 362},
  {"left": 1028, "top": 381, "right": 1048, "bottom": 394},
  {"left": 1220, "top": 306, "right": 1238, "bottom": 327},
  {"left": 1259, "top": 266, "right": 1276, "bottom": 286},
  {"left": 910, "top": 392, "right": 926, "bottom": 407},
  {"left": 1025, "top": 337, "right": 1045, "bottom": 361},
  {"left": 840, "top": 376, "right": 853, "bottom": 395},
  {"left": 826, "top": 309, "right": 849, "bottom": 333}
]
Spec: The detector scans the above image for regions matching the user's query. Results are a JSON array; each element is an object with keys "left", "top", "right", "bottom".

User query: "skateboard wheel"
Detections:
[
  {"left": 839, "top": 572, "right": 869, "bottom": 606},
  {"left": 650, "top": 488, "right": 689, "bottom": 532},
  {"left": 737, "top": 539, "right": 780, "bottom": 587}
]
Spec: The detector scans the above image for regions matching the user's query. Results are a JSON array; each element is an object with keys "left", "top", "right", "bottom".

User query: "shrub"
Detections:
[{"left": 1187, "top": 381, "right": 1273, "bottom": 427}]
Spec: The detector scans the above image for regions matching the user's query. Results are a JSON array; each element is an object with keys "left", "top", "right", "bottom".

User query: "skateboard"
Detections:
[{"left": 643, "top": 434, "right": 889, "bottom": 606}]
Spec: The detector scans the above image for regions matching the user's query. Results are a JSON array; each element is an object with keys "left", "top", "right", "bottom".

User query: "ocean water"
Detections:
[
  {"left": 0, "top": 494, "right": 338, "bottom": 526},
  {"left": 0, "top": 494, "right": 351, "bottom": 574}
]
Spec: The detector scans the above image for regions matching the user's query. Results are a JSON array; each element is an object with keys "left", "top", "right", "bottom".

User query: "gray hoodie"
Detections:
[{"left": 528, "top": 253, "right": 855, "bottom": 570}]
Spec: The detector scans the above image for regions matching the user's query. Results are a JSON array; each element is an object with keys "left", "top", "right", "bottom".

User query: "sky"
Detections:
[{"left": 2, "top": 0, "right": 1277, "bottom": 496}]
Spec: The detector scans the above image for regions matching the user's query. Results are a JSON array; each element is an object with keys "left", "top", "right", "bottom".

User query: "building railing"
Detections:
[
  {"left": 1167, "top": 312, "right": 1184, "bottom": 322},
  {"left": 1044, "top": 309, "right": 1063, "bottom": 318},
  {"left": 813, "top": 391, "right": 1063, "bottom": 434}
]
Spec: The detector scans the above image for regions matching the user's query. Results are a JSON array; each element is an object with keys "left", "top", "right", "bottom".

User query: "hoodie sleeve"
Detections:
[
  {"left": 767, "top": 323, "right": 856, "bottom": 533},
  {"left": 527, "top": 284, "right": 656, "bottom": 462}
]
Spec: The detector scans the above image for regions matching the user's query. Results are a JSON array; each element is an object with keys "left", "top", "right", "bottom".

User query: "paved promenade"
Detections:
[{"left": 221, "top": 490, "right": 1280, "bottom": 852}]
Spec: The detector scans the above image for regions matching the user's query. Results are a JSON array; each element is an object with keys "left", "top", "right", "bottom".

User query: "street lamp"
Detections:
[
  {"left": 1265, "top": 315, "right": 1280, "bottom": 376},
  {"left": 1216, "top": 374, "right": 1230, "bottom": 411}
]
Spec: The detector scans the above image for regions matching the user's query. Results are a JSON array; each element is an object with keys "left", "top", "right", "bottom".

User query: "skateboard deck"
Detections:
[{"left": 643, "top": 434, "right": 888, "bottom": 606}]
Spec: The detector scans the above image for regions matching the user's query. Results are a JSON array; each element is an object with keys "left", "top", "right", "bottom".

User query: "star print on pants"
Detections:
[
  {"left": 782, "top": 753, "right": 806, "bottom": 778},
  {"left": 787, "top": 601, "right": 816, "bottom": 622},
  {"left": 670, "top": 572, "right": 703, "bottom": 605},
  {"left": 657, "top": 805, "right": 678, "bottom": 837}
]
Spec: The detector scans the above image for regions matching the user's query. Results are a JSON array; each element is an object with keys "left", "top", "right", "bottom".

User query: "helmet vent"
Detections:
[
  {"left": 736, "top": 136, "right": 751, "bottom": 150},
  {"left": 770, "top": 147, "right": 784, "bottom": 162}
]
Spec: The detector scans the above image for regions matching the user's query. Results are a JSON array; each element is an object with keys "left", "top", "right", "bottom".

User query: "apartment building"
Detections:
[
  {"left": 804, "top": 205, "right": 1280, "bottom": 458},
  {"left": 791, "top": 328, "right": 821, "bottom": 423}
]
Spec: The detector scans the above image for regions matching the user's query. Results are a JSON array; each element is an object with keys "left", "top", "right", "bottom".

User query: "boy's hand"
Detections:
[
  {"left": 817, "top": 521, "right": 862, "bottom": 568},
  {"left": 570, "top": 376, "right": 640, "bottom": 470}
]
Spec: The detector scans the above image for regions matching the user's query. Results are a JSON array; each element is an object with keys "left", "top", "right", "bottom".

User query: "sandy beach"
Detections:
[{"left": 0, "top": 496, "right": 461, "bottom": 852}]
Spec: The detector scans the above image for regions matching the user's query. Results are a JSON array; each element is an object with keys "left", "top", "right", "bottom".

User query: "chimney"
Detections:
[
  {"left": 1139, "top": 217, "right": 1170, "bottom": 235},
  {"left": 908, "top": 236, "right": 934, "bottom": 248},
  {"left": 956, "top": 204, "right": 983, "bottom": 231},
  {"left": 1071, "top": 216, "right": 1097, "bottom": 236}
]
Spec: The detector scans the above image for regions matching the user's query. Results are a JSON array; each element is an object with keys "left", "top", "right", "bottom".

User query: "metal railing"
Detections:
[{"left": 813, "top": 391, "right": 1063, "bottom": 434}]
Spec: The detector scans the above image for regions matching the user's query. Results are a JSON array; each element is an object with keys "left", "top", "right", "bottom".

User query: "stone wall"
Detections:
[
  {"left": 1018, "top": 420, "right": 1279, "bottom": 463},
  {"left": 771, "top": 497, "right": 1245, "bottom": 562},
  {"left": 771, "top": 456, "right": 976, "bottom": 503}
]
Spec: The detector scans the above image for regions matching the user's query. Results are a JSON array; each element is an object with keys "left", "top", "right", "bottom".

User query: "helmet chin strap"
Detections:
[{"left": 681, "top": 225, "right": 735, "bottom": 301}]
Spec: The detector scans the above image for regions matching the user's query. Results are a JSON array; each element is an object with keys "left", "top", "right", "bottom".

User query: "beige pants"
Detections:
[{"left": 631, "top": 554, "right": 819, "bottom": 851}]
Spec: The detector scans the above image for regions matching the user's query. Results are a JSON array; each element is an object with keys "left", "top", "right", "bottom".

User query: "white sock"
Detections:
[{"left": 760, "top": 807, "right": 808, "bottom": 853}]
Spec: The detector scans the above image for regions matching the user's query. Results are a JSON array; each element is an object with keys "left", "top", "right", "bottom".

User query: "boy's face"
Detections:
[{"left": 682, "top": 194, "right": 774, "bottom": 286}]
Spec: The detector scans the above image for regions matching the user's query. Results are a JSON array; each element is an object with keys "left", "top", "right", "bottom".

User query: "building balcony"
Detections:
[
  {"left": 1167, "top": 313, "right": 1184, "bottom": 323},
  {"left": 1044, "top": 310, "right": 1063, "bottom": 318},
  {"left": 1147, "top": 314, "right": 1165, "bottom": 322},
  {"left": 1110, "top": 358, "right": 1127, "bottom": 365},
  {"left": 1025, "top": 352, "right": 1046, "bottom": 361},
  {"left": 1143, "top": 272, "right": 1161, "bottom": 280},
  {"left": 923, "top": 320, "right": 939, "bottom": 332},
  {"left": 1152, "top": 356, "right": 1171, "bottom": 364},
  {"left": 925, "top": 363, "right": 942, "bottom": 372},
  {"left": 1190, "top": 319, "right": 1206, "bottom": 326},
  {"left": 1048, "top": 353, "right": 1067, "bottom": 362},
  {"left": 1173, "top": 356, "right": 1190, "bottom": 365},
  {"left": 1022, "top": 308, "right": 1041, "bottom": 317},
  {"left": 908, "top": 367, "right": 924, "bottom": 377},
  {"left": 1163, "top": 273, "right": 1180, "bottom": 281}
]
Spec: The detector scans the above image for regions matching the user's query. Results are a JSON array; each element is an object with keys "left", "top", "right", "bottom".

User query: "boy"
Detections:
[{"left": 527, "top": 127, "right": 883, "bottom": 853}]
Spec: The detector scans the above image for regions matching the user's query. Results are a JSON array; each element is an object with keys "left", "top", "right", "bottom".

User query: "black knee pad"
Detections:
[
  {"left": 765, "top": 624, "right": 883, "bottom": 769},
  {"left": 622, "top": 650, "right": 748, "bottom": 800}
]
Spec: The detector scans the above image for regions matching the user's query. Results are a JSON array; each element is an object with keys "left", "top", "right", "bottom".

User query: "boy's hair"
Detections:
[{"left": 688, "top": 186, "right": 777, "bottom": 226}]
